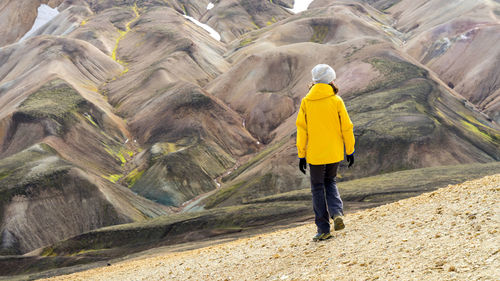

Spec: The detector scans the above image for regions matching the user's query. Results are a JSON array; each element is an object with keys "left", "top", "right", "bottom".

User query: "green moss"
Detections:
[
  {"left": 0, "top": 171, "right": 8, "bottom": 181},
  {"left": 222, "top": 137, "right": 288, "bottom": 182},
  {"left": 205, "top": 182, "right": 244, "bottom": 209},
  {"left": 348, "top": 79, "right": 436, "bottom": 141},
  {"left": 124, "top": 168, "right": 145, "bottom": 187},
  {"left": 435, "top": 109, "right": 448, "bottom": 123},
  {"left": 239, "top": 37, "right": 254, "bottom": 48},
  {"left": 415, "top": 103, "right": 427, "bottom": 114},
  {"left": 251, "top": 20, "right": 260, "bottom": 29},
  {"left": 43, "top": 202, "right": 310, "bottom": 257},
  {"left": 461, "top": 115, "right": 500, "bottom": 142},
  {"left": 249, "top": 162, "right": 500, "bottom": 204},
  {"left": 83, "top": 113, "right": 98, "bottom": 127},
  {"left": 103, "top": 144, "right": 133, "bottom": 165},
  {"left": 461, "top": 120, "right": 495, "bottom": 142},
  {"left": 118, "top": 152, "right": 126, "bottom": 165},
  {"left": 133, "top": 141, "right": 233, "bottom": 206},
  {"left": 265, "top": 16, "right": 278, "bottom": 26},
  {"left": 40, "top": 247, "right": 56, "bottom": 257},
  {"left": 310, "top": 25, "right": 329, "bottom": 43},
  {"left": 104, "top": 146, "right": 117, "bottom": 160},
  {"left": 151, "top": 142, "right": 179, "bottom": 161},
  {"left": 226, "top": 173, "right": 276, "bottom": 206},
  {"left": 103, "top": 174, "right": 123, "bottom": 183},
  {"left": 72, "top": 249, "right": 100, "bottom": 256},
  {"left": 17, "top": 79, "right": 85, "bottom": 125},
  {"left": 364, "top": 56, "right": 428, "bottom": 92},
  {"left": 0, "top": 144, "right": 71, "bottom": 193}
]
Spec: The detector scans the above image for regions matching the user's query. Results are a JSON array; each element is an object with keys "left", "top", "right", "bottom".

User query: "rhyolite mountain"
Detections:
[{"left": 0, "top": 0, "right": 498, "bottom": 276}]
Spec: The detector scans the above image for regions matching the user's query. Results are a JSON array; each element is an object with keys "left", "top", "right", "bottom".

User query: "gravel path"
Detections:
[{"left": 44, "top": 174, "right": 500, "bottom": 281}]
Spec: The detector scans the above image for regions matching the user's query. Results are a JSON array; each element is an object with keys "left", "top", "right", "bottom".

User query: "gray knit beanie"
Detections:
[{"left": 311, "top": 64, "right": 336, "bottom": 84}]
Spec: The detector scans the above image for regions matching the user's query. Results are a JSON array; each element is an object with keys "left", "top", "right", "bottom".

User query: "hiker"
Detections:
[{"left": 296, "top": 64, "right": 355, "bottom": 241}]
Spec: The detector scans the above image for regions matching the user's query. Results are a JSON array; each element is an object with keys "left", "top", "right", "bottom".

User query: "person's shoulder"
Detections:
[{"left": 332, "top": 94, "right": 344, "bottom": 103}]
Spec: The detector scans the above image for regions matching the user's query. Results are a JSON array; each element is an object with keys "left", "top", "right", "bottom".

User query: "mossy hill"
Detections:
[
  {"left": 206, "top": 162, "right": 500, "bottom": 208},
  {"left": 0, "top": 144, "right": 123, "bottom": 255},
  {"left": 17, "top": 80, "right": 85, "bottom": 125}
]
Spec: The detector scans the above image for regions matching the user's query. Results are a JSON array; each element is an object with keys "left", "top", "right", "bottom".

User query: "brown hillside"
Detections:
[
  {"left": 0, "top": 144, "right": 171, "bottom": 255},
  {"left": 356, "top": 0, "right": 500, "bottom": 123}
]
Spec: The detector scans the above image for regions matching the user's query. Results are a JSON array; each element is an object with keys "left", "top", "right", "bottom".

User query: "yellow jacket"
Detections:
[{"left": 296, "top": 83, "right": 355, "bottom": 165}]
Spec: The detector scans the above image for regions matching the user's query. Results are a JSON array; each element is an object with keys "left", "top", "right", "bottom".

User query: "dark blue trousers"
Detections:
[{"left": 309, "top": 162, "right": 343, "bottom": 233}]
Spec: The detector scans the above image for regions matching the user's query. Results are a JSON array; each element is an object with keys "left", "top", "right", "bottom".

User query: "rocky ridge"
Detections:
[{"left": 44, "top": 174, "right": 500, "bottom": 280}]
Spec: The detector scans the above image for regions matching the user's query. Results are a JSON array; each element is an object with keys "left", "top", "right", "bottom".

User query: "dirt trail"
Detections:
[{"left": 43, "top": 174, "right": 500, "bottom": 281}]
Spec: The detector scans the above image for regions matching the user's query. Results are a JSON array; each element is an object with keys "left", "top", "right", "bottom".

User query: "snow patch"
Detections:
[
  {"left": 207, "top": 2, "right": 214, "bottom": 10},
  {"left": 460, "top": 28, "right": 479, "bottom": 41},
  {"left": 20, "top": 4, "right": 59, "bottom": 41},
  {"left": 151, "top": 143, "right": 162, "bottom": 154},
  {"left": 443, "top": 37, "right": 451, "bottom": 48},
  {"left": 287, "top": 0, "right": 315, "bottom": 14},
  {"left": 183, "top": 15, "right": 221, "bottom": 41}
]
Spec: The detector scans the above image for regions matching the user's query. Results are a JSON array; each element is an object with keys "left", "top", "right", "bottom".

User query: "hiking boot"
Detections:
[
  {"left": 333, "top": 215, "right": 345, "bottom": 231},
  {"left": 312, "top": 232, "right": 332, "bottom": 242}
]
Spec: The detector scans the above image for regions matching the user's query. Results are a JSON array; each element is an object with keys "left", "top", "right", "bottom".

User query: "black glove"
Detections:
[
  {"left": 346, "top": 154, "right": 354, "bottom": 168},
  {"left": 299, "top": 158, "right": 307, "bottom": 174}
]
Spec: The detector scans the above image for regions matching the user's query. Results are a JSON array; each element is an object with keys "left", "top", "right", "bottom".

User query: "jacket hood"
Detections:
[{"left": 305, "top": 83, "right": 335, "bottom": 101}]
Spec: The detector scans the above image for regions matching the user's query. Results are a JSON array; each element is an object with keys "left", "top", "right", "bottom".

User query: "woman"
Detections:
[{"left": 296, "top": 64, "right": 355, "bottom": 241}]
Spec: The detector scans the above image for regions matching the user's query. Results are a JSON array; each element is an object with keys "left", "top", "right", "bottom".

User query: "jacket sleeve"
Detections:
[
  {"left": 338, "top": 97, "right": 355, "bottom": 155},
  {"left": 296, "top": 99, "right": 308, "bottom": 158}
]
